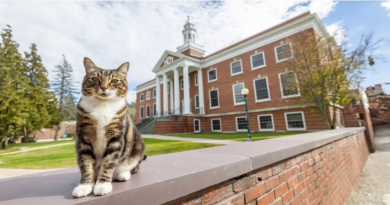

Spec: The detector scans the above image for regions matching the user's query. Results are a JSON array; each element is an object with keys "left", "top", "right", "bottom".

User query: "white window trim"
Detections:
[
  {"left": 211, "top": 118, "right": 222, "bottom": 132},
  {"left": 235, "top": 116, "right": 247, "bottom": 132},
  {"left": 208, "top": 69, "right": 218, "bottom": 83},
  {"left": 284, "top": 111, "right": 307, "bottom": 131},
  {"left": 275, "top": 42, "right": 293, "bottom": 63},
  {"left": 253, "top": 77, "right": 271, "bottom": 103},
  {"left": 140, "top": 93, "right": 144, "bottom": 102},
  {"left": 194, "top": 119, "right": 201, "bottom": 133},
  {"left": 153, "top": 89, "right": 156, "bottom": 99},
  {"left": 146, "top": 105, "right": 150, "bottom": 118},
  {"left": 232, "top": 83, "right": 245, "bottom": 106},
  {"left": 258, "top": 114, "right": 275, "bottom": 131},
  {"left": 250, "top": 52, "right": 266, "bottom": 70},
  {"left": 230, "top": 60, "right": 243, "bottom": 76},
  {"left": 195, "top": 94, "right": 199, "bottom": 109},
  {"left": 140, "top": 106, "right": 144, "bottom": 119},
  {"left": 195, "top": 74, "right": 198, "bottom": 86},
  {"left": 153, "top": 103, "right": 156, "bottom": 116},
  {"left": 278, "top": 71, "right": 301, "bottom": 99},
  {"left": 209, "top": 89, "right": 220, "bottom": 109},
  {"left": 146, "top": 91, "right": 151, "bottom": 100}
]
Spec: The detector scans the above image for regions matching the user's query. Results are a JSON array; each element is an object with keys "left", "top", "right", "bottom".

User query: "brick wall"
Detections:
[{"left": 164, "top": 131, "right": 369, "bottom": 205}]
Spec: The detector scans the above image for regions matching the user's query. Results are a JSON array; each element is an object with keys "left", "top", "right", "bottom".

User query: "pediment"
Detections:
[{"left": 152, "top": 50, "right": 184, "bottom": 72}]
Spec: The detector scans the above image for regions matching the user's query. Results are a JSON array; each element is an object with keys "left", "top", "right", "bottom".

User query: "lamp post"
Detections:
[{"left": 241, "top": 88, "right": 251, "bottom": 141}]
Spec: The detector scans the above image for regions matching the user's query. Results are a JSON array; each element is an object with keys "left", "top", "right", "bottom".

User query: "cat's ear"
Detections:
[
  {"left": 84, "top": 57, "right": 98, "bottom": 74},
  {"left": 117, "top": 62, "right": 129, "bottom": 76}
]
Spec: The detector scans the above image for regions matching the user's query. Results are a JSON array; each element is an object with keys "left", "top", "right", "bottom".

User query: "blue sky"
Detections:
[
  {"left": 0, "top": 1, "right": 389, "bottom": 102},
  {"left": 323, "top": 1, "right": 390, "bottom": 92}
]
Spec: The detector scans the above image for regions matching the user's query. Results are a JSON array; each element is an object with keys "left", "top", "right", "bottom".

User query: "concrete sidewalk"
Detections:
[
  {"left": 0, "top": 168, "right": 50, "bottom": 179},
  {"left": 0, "top": 142, "right": 74, "bottom": 156},
  {"left": 346, "top": 124, "right": 390, "bottom": 205},
  {"left": 142, "top": 134, "right": 241, "bottom": 145}
]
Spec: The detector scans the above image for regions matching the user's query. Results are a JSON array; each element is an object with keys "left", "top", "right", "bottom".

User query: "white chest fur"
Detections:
[{"left": 79, "top": 96, "right": 126, "bottom": 168}]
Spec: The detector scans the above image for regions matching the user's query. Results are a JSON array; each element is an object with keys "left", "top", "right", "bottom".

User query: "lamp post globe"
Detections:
[{"left": 241, "top": 88, "right": 251, "bottom": 141}]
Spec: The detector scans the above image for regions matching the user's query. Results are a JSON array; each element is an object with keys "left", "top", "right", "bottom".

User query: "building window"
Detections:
[
  {"left": 285, "top": 112, "right": 306, "bottom": 130},
  {"left": 236, "top": 117, "right": 247, "bottom": 132},
  {"left": 194, "top": 119, "right": 200, "bottom": 133},
  {"left": 230, "top": 60, "right": 243, "bottom": 76},
  {"left": 140, "top": 107, "right": 144, "bottom": 119},
  {"left": 211, "top": 119, "right": 221, "bottom": 132},
  {"left": 258, "top": 114, "right": 274, "bottom": 131},
  {"left": 209, "top": 89, "right": 219, "bottom": 108},
  {"left": 251, "top": 52, "right": 266, "bottom": 70},
  {"left": 140, "top": 93, "right": 144, "bottom": 102},
  {"left": 254, "top": 77, "right": 270, "bottom": 102},
  {"left": 275, "top": 43, "right": 292, "bottom": 62},
  {"left": 146, "top": 105, "right": 150, "bottom": 118},
  {"left": 195, "top": 95, "right": 199, "bottom": 109},
  {"left": 279, "top": 72, "right": 300, "bottom": 98},
  {"left": 146, "top": 91, "right": 150, "bottom": 100},
  {"left": 208, "top": 69, "right": 217, "bottom": 82},
  {"left": 153, "top": 89, "right": 156, "bottom": 98},
  {"left": 233, "top": 83, "right": 245, "bottom": 105},
  {"left": 180, "top": 79, "right": 190, "bottom": 90},
  {"left": 195, "top": 74, "right": 198, "bottom": 86},
  {"left": 153, "top": 103, "right": 156, "bottom": 116}
]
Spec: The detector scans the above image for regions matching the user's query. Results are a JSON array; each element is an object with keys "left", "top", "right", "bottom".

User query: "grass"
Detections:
[
  {"left": 165, "top": 132, "right": 306, "bottom": 141},
  {"left": 0, "top": 139, "right": 219, "bottom": 169},
  {"left": 0, "top": 140, "right": 74, "bottom": 154}
]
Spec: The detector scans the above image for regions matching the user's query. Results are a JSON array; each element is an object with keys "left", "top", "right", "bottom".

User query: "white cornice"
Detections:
[
  {"left": 176, "top": 42, "right": 205, "bottom": 54},
  {"left": 202, "top": 13, "right": 327, "bottom": 68}
]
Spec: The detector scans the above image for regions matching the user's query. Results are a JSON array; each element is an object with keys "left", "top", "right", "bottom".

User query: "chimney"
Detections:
[{"left": 375, "top": 84, "right": 382, "bottom": 94}]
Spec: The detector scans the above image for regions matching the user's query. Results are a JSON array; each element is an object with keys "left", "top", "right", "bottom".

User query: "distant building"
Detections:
[
  {"left": 366, "top": 84, "right": 384, "bottom": 96},
  {"left": 135, "top": 12, "right": 350, "bottom": 134}
]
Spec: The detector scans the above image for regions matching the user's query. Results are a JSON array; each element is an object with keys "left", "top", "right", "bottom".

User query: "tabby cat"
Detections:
[{"left": 72, "top": 57, "right": 146, "bottom": 198}]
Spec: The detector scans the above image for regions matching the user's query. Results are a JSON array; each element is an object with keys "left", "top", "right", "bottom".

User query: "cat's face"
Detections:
[{"left": 82, "top": 57, "right": 129, "bottom": 100}]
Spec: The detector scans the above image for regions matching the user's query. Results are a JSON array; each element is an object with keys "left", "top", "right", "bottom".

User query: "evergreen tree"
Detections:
[
  {"left": 23, "top": 43, "right": 62, "bottom": 141},
  {"left": 51, "top": 55, "right": 78, "bottom": 140},
  {"left": 0, "top": 25, "right": 29, "bottom": 148}
]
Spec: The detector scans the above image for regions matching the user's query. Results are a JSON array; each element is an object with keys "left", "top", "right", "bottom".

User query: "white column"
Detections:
[
  {"left": 169, "top": 79, "right": 174, "bottom": 112},
  {"left": 183, "top": 65, "right": 191, "bottom": 114},
  {"left": 197, "top": 69, "right": 205, "bottom": 114},
  {"left": 174, "top": 68, "right": 180, "bottom": 114},
  {"left": 155, "top": 76, "right": 161, "bottom": 117},
  {"left": 163, "top": 74, "right": 168, "bottom": 116}
]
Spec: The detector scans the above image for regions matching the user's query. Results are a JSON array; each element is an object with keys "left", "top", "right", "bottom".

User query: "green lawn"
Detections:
[
  {"left": 0, "top": 139, "right": 219, "bottom": 169},
  {"left": 165, "top": 132, "right": 306, "bottom": 141},
  {"left": 0, "top": 140, "right": 74, "bottom": 154}
]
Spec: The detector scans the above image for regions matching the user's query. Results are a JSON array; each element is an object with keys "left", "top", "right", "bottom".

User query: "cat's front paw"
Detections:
[
  {"left": 72, "top": 184, "right": 94, "bottom": 198},
  {"left": 116, "top": 171, "right": 131, "bottom": 182},
  {"left": 93, "top": 182, "right": 112, "bottom": 196}
]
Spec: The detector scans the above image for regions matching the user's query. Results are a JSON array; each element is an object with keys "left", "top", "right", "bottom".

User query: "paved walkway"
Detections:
[
  {"left": 142, "top": 134, "right": 241, "bottom": 145},
  {"left": 0, "top": 168, "right": 50, "bottom": 179},
  {"left": 0, "top": 142, "right": 74, "bottom": 156},
  {"left": 346, "top": 124, "right": 390, "bottom": 205}
]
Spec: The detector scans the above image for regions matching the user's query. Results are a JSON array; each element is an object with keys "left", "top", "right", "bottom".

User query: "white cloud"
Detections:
[
  {"left": 0, "top": 1, "right": 337, "bottom": 103},
  {"left": 326, "top": 20, "right": 347, "bottom": 45},
  {"left": 381, "top": 0, "right": 390, "bottom": 15}
]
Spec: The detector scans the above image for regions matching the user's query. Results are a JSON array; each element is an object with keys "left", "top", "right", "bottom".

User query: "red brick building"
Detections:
[{"left": 135, "top": 12, "right": 349, "bottom": 134}]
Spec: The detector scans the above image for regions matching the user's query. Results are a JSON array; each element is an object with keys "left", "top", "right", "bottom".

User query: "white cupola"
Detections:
[
  {"left": 182, "top": 16, "right": 197, "bottom": 44},
  {"left": 177, "top": 16, "right": 205, "bottom": 56}
]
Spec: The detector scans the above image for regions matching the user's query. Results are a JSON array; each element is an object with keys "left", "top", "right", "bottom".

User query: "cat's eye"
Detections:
[
  {"left": 92, "top": 77, "right": 99, "bottom": 82},
  {"left": 111, "top": 79, "right": 118, "bottom": 83}
]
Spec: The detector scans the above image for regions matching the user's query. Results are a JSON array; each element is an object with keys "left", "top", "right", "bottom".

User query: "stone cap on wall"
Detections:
[{"left": 0, "top": 127, "right": 365, "bottom": 205}]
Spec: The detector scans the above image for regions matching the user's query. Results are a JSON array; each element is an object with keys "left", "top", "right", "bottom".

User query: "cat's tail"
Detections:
[{"left": 143, "top": 155, "right": 147, "bottom": 161}]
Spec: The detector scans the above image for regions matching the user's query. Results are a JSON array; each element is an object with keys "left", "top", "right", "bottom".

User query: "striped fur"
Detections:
[{"left": 73, "top": 57, "right": 146, "bottom": 198}]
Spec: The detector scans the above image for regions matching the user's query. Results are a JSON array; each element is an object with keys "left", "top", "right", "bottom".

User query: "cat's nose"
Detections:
[{"left": 101, "top": 87, "right": 107, "bottom": 91}]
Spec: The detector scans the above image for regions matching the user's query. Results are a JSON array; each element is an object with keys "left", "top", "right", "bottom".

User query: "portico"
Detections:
[{"left": 154, "top": 62, "right": 205, "bottom": 117}]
